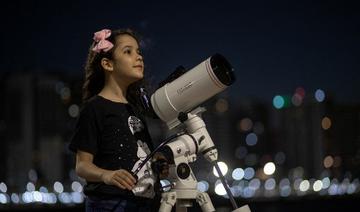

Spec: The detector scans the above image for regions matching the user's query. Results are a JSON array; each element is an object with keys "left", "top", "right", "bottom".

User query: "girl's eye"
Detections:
[{"left": 125, "top": 49, "right": 131, "bottom": 54}]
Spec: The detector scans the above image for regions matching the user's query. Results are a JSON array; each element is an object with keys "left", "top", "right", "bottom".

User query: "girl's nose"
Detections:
[{"left": 137, "top": 53, "right": 143, "bottom": 61}]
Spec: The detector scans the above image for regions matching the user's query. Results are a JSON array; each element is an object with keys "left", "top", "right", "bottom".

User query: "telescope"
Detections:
[{"left": 135, "top": 53, "right": 251, "bottom": 212}]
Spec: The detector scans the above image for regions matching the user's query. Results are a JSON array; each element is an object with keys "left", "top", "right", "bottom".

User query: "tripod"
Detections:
[{"left": 157, "top": 108, "right": 251, "bottom": 212}]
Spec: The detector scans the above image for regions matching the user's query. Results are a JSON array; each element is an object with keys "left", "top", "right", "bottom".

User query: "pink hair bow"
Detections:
[{"left": 92, "top": 29, "right": 114, "bottom": 53}]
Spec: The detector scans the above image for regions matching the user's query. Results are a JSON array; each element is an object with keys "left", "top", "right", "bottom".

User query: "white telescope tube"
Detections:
[{"left": 151, "top": 53, "right": 235, "bottom": 129}]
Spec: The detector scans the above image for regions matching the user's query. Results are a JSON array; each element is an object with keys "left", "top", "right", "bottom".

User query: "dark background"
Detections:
[{"left": 0, "top": 0, "right": 359, "bottom": 211}]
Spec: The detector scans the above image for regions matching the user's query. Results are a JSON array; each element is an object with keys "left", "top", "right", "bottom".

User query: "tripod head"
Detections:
[{"left": 152, "top": 108, "right": 251, "bottom": 212}]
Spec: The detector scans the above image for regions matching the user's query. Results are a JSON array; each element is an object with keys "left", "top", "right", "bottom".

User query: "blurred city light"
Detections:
[
  {"left": 263, "top": 162, "right": 276, "bottom": 175},
  {"left": 68, "top": 104, "right": 80, "bottom": 118},
  {"left": 323, "top": 155, "right": 334, "bottom": 168},
  {"left": 53, "top": 181, "right": 64, "bottom": 193},
  {"left": 299, "top": 180, "right": 310, "bottom": 192},
  {"left": 214, "top": 180, "right": 227, "bottom": 196},
  {"left": 315, "top": 89, "right": 326, "bottom": 102},
  {"left": 197, "top": 181, "right": 209, "bottom": 192},
  {"left": 273, "top": 95, "right": 285, "bottom": 109},
  {"left": 244, "top": 167, "right": 255, "bottom": 180},
  {"left": 232, "top": 168, "right": 245, "bottom": 180},
  {"left": 26, "top": 182, "right": 35, "bottom": 192},
  {"left": 321, "top": 116, "right": 332, "bottom": 130},
  {"left": 0, "top": 182, "right": 7, "bottom": 193},
  {"left": 265, "top": 178, "right": 276, "bottom": 190},
  {"left": 245, "top": 133, "right": 258, "bottom": 146},
  {"left": 213, "top": 161, "right": 228, "bottom": 177},
  {"left": 238, "top": 118, "right": 253, "bottom": 132},
  {"left": 215, "top": 98, "right": 228, "bottom": 113}
]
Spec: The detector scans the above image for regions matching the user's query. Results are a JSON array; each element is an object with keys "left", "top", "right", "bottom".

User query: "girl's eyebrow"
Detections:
[
  {"left": 121, "top": 45, "right": 140, "bottom": 51},
  {"left": 121, "top": 45, "right": 133, "bottom": 50}
]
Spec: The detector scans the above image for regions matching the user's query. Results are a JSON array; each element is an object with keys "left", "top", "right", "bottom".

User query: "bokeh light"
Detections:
[
  {"left": 244, "top": 167, "right": 255, "bottom": 180},
  {"left": 322, "top": 177, "right": 331, "bottom": 189},
  {"left": 26, "top": 182, "right": 35, "bottom": 192},
  {"left": 273, "top": 95, "right": 285, "bottom": 109},
  {"left": 246, "top": 133, "right": 258, "bottom": 146},
  {"left": 265, "top": 178, "right": 276, "bottom": 190},
  {"left": 0, "top": 182, "right": 7, "bottom": 193},
  {"left": 215, "top": 98, "right": 228, "bottom": 113},
  {"left": 232, "top": 168, "right": 245, "bottom": 180},
  {"left": 53, "top": 182, "right": 64, "bottom": 193},
  {"left": 264, "top": 162, "right": 276, "bottom": 175},
  {"left": 213, "top": 161, "right": 228, "bottom": 177},
  {"left": 197, "top": 181, "right": 209, "bottom": 192},
  {"left": 299, "top": 180, "right": 310, "bottom": 192},
  {"left": 292, "top": 93, "right": 303, "bottom": 106},
  {"left": 10, "top": 193, "right": 20, "bottom": 204},
  {"left": 313, "top": 180, "right": 323, "bottom": 192},
  {"left": 238, "top": 118, "right": 253, "bottom": 132},
  {"left": 68, "top": 104, "right": 80, "bottom": 118},
  {"left": 321, "top": 117, "right": 332, "bottom": 130},
  {"left": 0, "top": 193, "right": 8, "bottom": 204},
  {"left": 71, "top": 181, "right": 83, "bottom": 193},
  {"left": 323, "top": 156, "right": 334, "bottom": 168},
  {"left": 315, "top": 89, "right": 325, "bottom": 102},
  {"left": 214, "top": 180, "right": 227, "bottom": 196}
]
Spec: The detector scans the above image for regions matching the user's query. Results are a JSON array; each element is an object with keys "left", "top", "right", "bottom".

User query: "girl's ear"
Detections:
[{"left": 101, "top": 58, "right": 114, "bottom": 72}]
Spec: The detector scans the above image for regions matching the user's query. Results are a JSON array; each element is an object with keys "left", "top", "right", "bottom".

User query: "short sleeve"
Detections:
[{"left": 68, "top": 104, "right": 99, "bottom": 155}]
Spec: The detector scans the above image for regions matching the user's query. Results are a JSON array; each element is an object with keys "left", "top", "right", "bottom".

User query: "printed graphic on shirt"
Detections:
[
  {"left": 128, "top": 116, "right": 145, "bottom": 135},
  {"left": 128, "top": 116, "right": 156, "bottom": 198}
]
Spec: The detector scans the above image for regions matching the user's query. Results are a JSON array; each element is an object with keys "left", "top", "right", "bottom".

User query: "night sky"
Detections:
[{"left": 1, "top": 0, "right": 359, "bottom": 103}]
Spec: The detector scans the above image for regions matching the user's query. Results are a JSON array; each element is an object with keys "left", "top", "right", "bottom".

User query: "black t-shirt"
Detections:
[{"left": 69, "top": 95, "right": 157, "bottom": 199}]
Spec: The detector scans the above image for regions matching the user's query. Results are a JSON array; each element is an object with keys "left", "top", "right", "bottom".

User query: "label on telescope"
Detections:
[{"left": 176, "top": 81, "right": 194, "bottom": 95}]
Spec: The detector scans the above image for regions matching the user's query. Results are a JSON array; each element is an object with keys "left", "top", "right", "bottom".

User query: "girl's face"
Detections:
[{"left": 111, "top": 34, "right": 144, "bottom": 84}]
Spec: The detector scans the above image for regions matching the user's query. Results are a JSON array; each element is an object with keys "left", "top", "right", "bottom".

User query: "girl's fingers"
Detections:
[
  {"left": 114, "top": 175, "right": 134, "bottom": 190},
  {"left": 121, "top": 170, "right": 137, "bottom": 183},
  {"left": 112, "top": 178, "right": 126, "bottom": 190}
]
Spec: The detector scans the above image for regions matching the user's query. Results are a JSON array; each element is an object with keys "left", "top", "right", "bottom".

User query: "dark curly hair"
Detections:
[{"left": 82, "top": 28, "right": 151, "bottom": 116}]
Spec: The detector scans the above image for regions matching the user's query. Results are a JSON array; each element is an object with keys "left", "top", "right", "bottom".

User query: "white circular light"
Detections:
[
  {"left": 313, "top": 180, "right": 323, "bottom": 192},
  {"left": 214, "top": 182, "right": 227, "bottom": 196},
  {"left": 53, "top": 181, "right": 64, "bottom": 193},
  {"left": 213, "top": 161, "right": 228, "bottom": 177},
  {"left": 197, "top": 181, "right": 209, "bottom": 192},
  {"left": 264, "top": 162, "right": 276, "bottom": 175},
  {"left": 299, "top": 180, "right": 310, "bottom": 192},
  {"left": 0, "top": 182, "right": 7, "bottom": 193},
  {"left": 232, "top": 168, "right": 245, "bottom": 180}
]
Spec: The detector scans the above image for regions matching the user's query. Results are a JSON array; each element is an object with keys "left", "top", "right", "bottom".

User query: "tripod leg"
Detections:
[
  {"left": 196, "top": 192, "right": 215, "bottom": 212},
  {"left": 232, "top": 204, "right": 251, "bottom": 212},
  {"left": 159, "top": 192, "right": 176, "bottom": 212}
]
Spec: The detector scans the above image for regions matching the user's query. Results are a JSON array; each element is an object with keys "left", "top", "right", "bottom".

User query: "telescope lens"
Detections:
[{"left": 210, "top": 54, "right": 235, "bottom": 86}]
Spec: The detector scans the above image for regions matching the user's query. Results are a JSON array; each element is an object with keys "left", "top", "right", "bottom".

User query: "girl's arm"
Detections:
[{"left": 75, "top": 150, "right": 137, "bottom": 190}]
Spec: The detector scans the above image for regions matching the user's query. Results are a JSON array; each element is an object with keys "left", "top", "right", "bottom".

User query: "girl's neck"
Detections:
[{"left": 99, "top": 78, "right": 129, "bottom": 103}]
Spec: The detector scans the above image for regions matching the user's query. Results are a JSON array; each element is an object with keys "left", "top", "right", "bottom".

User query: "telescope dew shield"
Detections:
[{"left": 151, "top": 53, "right": 235, "bottom": 128}]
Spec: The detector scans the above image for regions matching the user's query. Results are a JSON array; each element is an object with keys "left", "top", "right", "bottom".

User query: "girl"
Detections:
[{"left": 69, "top": 28, "right": 162, "bottom": 212}]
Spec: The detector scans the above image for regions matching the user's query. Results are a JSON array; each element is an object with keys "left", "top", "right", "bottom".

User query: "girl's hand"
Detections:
[{"left": 101, "top": 169, "right": 137, "bottom": 190}]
